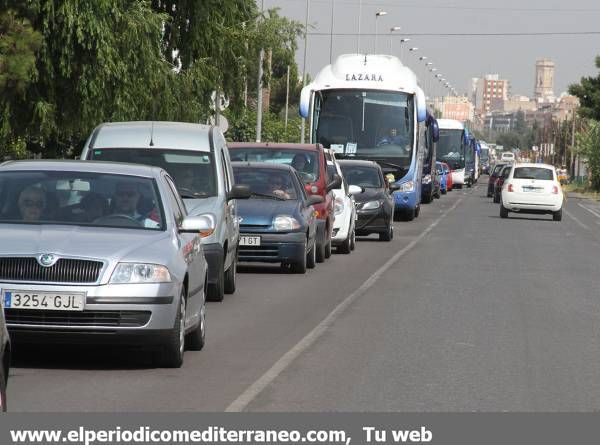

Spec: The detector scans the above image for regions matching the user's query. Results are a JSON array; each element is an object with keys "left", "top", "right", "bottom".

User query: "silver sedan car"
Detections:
[{"left": 0, "top": 160, "right": 212, "bottom": 368}]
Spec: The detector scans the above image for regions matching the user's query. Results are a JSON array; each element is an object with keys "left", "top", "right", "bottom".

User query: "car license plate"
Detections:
[
  {"left": 522, "top": 187, "right": 542, "bottom": 193},
  {"left": 2, "top": 290, "right": 85, "bottom": 311},
  {"left": 239, "top": 235, "right": 261, "bottom": 246}
]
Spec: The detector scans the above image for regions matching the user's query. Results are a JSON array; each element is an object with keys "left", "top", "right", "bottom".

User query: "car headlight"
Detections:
[
  {"left": 334, "top": 197, "right": 345, "bottom": 215},
  {"left": 110, "top": 263, "right": 171, "bottom": 284},
  {"left": 362, "top": 200, "right": 382, "bottom": 210},
  {"left": 422, "top": 174, "right": 432, "bottom": 185},
  {"left": 273, "top": 215, "right": 301, "bottom": 231},
  {"left": 398, "top": 180, "right": 415, "bottom": 192}
]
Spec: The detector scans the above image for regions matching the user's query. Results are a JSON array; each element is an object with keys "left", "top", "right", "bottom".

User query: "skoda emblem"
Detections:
[{"left": 38, "top": 254, "right": 58, "bottom": 267}]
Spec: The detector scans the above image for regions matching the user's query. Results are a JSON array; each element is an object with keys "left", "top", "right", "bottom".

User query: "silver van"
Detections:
[{"left": 80, "top": 122, "right": 250, "bottom": 302}]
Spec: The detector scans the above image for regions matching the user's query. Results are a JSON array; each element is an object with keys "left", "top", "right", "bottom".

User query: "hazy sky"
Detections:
[{"left": 260, "top": 0, "right": 600, "bottom": 97}]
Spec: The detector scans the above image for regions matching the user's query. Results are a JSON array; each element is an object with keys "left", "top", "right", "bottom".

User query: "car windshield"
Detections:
[
  {"left": 233, "top": 167, "right": 298, "bottom": 200},
  {"left": 437, "top": 129, "right": 465, "bottom": 169},
  {"left": 313, "top": 90, "right": 415, "bottom": 166},
  {"left": 89, "top": 148, "right": 216, "bottom": 199},
  {"left": 229, "top": 148, "right": 319, "bottom": 183},
  {"left": 513, "top": 167, "right": 554, "bottom": 180},
  {"left": 339, "top": 165, "right": 382, "bottom": 188},
  {"left": 0, "top": 171, "right": 164, "bottom": 230}
]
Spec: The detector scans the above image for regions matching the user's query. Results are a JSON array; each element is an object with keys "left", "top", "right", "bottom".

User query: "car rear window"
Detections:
[{"left": 513, "top": 167, "right": 553, "bottom": 181}]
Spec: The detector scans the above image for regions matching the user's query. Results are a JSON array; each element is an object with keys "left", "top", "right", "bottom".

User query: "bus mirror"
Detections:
[
  {"left": 416, "top": 87, "right": 426, "bottom": 123},
  {"left": 299, "top": 86, "right": 311, "bottom": 119},
  {"left": 432, "top": 119, "right": 440, "bottom": 142}
]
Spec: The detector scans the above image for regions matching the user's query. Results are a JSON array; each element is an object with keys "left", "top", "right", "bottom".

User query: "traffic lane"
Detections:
[
  {"left": 245, "top": 184, "right": 600, "bottom": 411},
  {"left": 564, "top": 196, "right": 600, "bottom": 233},
  {"left": 7, "top": 192, "right": 461, "bottom": 411}
]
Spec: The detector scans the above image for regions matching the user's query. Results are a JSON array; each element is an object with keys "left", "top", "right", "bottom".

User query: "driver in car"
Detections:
[
  {"left": 267, "top": 174, "right": 292, "bottom": 199},
  {"left": 110, "top": 182, "right": 160, "bottom": 228},
  {"left": 377, "top": 127, "right": 409, "bottom": 151}
]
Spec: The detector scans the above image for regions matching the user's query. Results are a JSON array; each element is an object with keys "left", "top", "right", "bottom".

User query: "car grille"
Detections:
[
  {"left": 0, "top": 257, "right": 103, "bottom": 283},
  {"left": 239, "top": 245, "right": 280, "bottom": 259},
  {"left": 5, "top": 309, "right": 151, "bottom": 328}
]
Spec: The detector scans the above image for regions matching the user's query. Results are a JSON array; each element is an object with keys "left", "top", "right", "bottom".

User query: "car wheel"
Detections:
[
  {"left": 0, "top": 362, "right": 6, "bottom": 412},
  {"left": 290, "top": 240, "right": 307, "bottom": 274},
  {"left": 415, "top": 205, "right": 420, "bottom": 218},
  {"left": 404, "top": 208, "right": 415, "bottom": 221},
  {"left": 553, "top": 208, "right": 562, "bottom": 221},
  {"left": 337, "top": 230, "right": 351, "bottom": 254},
  {"left": 159, "top": 289, "right": 186, "bottom": 368},
  {"left": 500, "top": 204, "right": 509, "bottom": 219},
  {"left": 315, "top": 236, "right": 326, "bottom": 263},
  {"left": 434, "top": 190, "right": 441, "bottom": 199},
  {"left": 306, "top": 239, "right": 317, "bottom": 268},
  {"left": 350, "top": 227, "right": 356, "bottom": 251},
  {"left": 223, "top": 252, "right": 236, "bottom": 295},
  {"left": 324, "top": 235, "right": 332, "bottom": 259},
  {"left": 379, "top": 224, "right": 393, "bottom": 241},
  {"left": 422, "top": 193, "right": 433, "bottom": 204},
  {"left": 441, "top": 188, "right": 447, "bottom": 195},
  {"left": 207, "top": 257, "right": 225, "bottom": 302},
  {"left": 186, "top": 283, "right": 206, "bottom": 351}
]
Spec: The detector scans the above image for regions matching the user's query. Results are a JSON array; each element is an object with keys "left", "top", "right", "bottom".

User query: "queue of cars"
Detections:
[{"left": 0, "top": 117, "right": 463, "bottom": 413}]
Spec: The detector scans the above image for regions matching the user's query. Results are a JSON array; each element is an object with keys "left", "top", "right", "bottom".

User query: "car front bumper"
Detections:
[
  {"left": 355, "top": 208, "right": 391, "bottom": 235},
  {"left": 2, "top": 281, "right": 181, "bottom": 343},
  {"left": 393, "top": 189, "right": 418, "bottom": 212},
  {"left": 238, "top": 231, "right": 306, "bottom": 263}
]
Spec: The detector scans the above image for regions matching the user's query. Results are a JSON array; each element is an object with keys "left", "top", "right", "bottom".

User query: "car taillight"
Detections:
[
  {"left": 552, "top": 185, "right": 559, "bottom": 194},
  {"left": 507, "top": 183, "right": 514, "bottom": 192}
]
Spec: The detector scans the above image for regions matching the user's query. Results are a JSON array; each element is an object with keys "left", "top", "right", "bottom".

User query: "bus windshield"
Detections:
[
  {"left": 437, "top": 129, "right": 465, "bottom": 169},
  {"left": 480, "top": 148, "right": 489, "bottom": 163},
  {"left": 313, "top": 90, "right": 414, "bottom": 167}
]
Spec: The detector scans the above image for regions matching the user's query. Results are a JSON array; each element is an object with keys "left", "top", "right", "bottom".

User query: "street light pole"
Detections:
[
  {"left": 374, "top": 11, "right": 387, "bottom": 54},
  {"left": 357, "top": 0, "right": 362, "bottom": 53},
  {"left": 329, "top": 0, "right": 335, "bottom": 63},
  {"left": 389, "top": 26, "right": 401, "bottom": 53},
  {"left": 300, "top": 0, "right": 310, "bottom": 143}
]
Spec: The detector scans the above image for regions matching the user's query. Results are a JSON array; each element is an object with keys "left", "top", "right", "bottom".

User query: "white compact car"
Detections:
[
  {"left": 324, "top": 149, "right": 356, "bottom": 254},
  {"left": 500, "top": 163, "right": 564, "bottom": 221}
]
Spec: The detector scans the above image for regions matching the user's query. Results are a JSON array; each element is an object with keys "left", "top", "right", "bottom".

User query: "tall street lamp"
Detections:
[
  {"left": 374, "top": 11, "right": 387, "bottom": 53},
  {"left": 399, "top": 38, "right": 410, "bottom": 60},
  {"left": 389, "top": 26, "right": 401, "bottom": 53}
]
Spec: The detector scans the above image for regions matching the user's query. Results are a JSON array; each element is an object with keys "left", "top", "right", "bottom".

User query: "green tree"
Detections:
[
  {"left": 569, "top": 56, "right": 600, "bottom": 120},
  {"left": 575, "top": 120, "right": 600, "bottom": 190},
  {"left": 0, "top": 9, "right": 42, "bottom": 156},
  {"left": 2, "top": 0, "right": 181, "bottom": 157}
]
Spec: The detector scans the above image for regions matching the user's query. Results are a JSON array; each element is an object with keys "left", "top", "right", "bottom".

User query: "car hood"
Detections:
[
  {"left": 237, "top": 199, "right": 299, "bottom": 226},
  {"left": 184, "top": 196, "right": 221, "bottom": 217},
  {"left": 0, "top": 224, "right": 172, "bottom": 264},
  {"left": 353, "top": 188, "right": 385, "bottom": 203}
]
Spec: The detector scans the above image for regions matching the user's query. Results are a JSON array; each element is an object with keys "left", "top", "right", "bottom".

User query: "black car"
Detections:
[
  {"left": 338, "top": 160, "right": 396, "bottom": 241},
  {"left": 487, "top": 163, "right": 507, "bottom": 197},
  {"left": 232, "top": 163, "right": 323, "bottom": 273}
]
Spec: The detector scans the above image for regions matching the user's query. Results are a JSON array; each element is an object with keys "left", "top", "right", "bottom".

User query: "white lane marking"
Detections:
[
  {"left": 225, "top": 197, "right": 464, "bottom": 412},
  {"left": 578, "top": 202, "right": 600, "bottom": 219},
  {"left": 565, "top": 209, "right": 590, "bottom": 231}
]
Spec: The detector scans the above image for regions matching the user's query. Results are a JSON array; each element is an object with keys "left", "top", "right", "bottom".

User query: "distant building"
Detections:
[
  {"left": 554, "top": 94, "right": 580, "bottom": 121},
  {"left": 473, "top": 74, "right": 510, "bottom": 116},
  {"left": 433, "top": 96, "right": 474, "bottom": 123},
  {"left": 534, "top": 58, "right": 555, "bottom": 103},
  {"left": 503, "top": 95, "right": 537, "bottom": 113}
]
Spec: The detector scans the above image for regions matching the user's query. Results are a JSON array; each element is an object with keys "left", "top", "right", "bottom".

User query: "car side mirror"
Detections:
[
  {"left": 227, "top": 184, "right": 251, "bottom": 200},
  {"left": 389, "top": 183, "right": 401, "bottom": 192},
  {"left": 348, "top": 184, "right": 363, "bottom": 195},
  {"left": 326, "top": 174, "right": 342, "bottom": 192},
  {"left": 179, "top": 214, "right": 215, "bottom": 237},
  {"left": 306, "top": 195, "right": 324, "bottom": 206}
]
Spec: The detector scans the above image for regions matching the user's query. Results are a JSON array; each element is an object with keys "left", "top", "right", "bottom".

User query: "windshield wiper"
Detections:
[
  {"left": 250, "top": 192, "right": 286, "bottom": 201},
  {"left": 371, "top": 160, "right": 407, "bottom": 171},
  {"left": 180, "top": 192, "right": 208, "bottom": 199}
]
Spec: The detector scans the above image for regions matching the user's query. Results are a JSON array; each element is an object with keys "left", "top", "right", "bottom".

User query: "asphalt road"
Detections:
[{"left": 8, "top": 182, "right": 600, "bottom": 411}]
